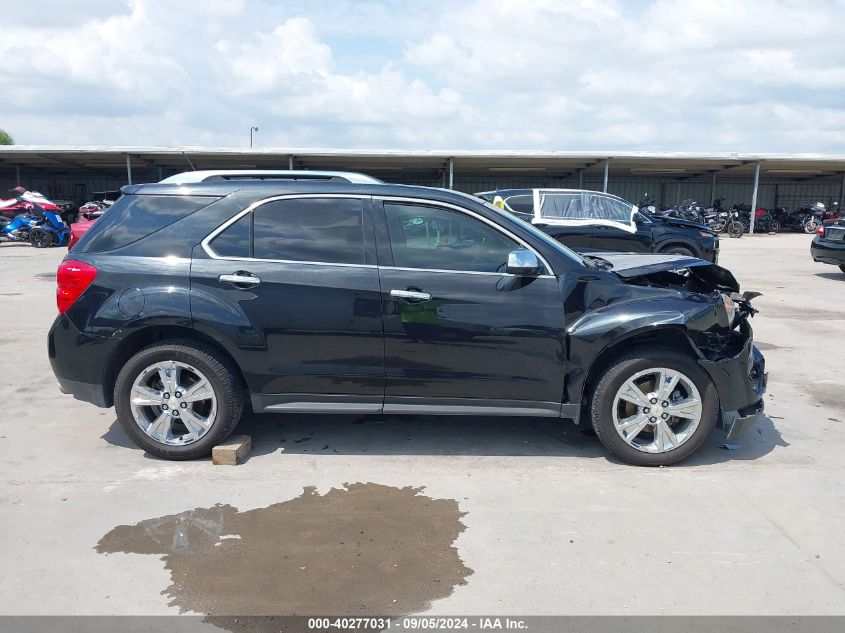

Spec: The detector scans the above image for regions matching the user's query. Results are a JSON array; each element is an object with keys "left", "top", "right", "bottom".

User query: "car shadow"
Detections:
[
  {"left": 815, "top": 271, "right": 845, "bottom": 281},
  {"left": 101, "top": 411, "right": 788, "bottom": 466}
]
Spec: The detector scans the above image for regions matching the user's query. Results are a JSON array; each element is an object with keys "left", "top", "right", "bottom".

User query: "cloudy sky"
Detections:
[{"left": 3, "top": 0, "right": 844, "bottom": 151}]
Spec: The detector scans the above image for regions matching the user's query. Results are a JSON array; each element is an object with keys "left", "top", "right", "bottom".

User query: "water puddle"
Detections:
[{"left": 96, "top": 483, "right": 471, "bottom": 630}]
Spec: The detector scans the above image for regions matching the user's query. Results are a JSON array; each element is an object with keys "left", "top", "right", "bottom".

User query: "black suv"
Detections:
[
  {"left": 477, "top": 189, "right": 719, "bottom": 262},
  {"left": 49, "top": 178, "right": 765, "bottom": 466}
]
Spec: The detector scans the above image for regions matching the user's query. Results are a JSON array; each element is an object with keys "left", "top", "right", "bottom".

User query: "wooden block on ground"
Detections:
[{"left": 212, "top": 435, "right": 252, "bottom": 465}]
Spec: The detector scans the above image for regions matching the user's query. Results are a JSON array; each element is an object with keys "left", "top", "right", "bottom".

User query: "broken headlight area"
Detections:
[{"left": 694, "top": 319, "right": 754, "bottom": 360}]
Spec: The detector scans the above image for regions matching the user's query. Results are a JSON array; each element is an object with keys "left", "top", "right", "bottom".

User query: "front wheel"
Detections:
[
  {"left": 590, "top": 346, "right": 719, "bottom": 466},
  {"left": 29, "top": 228, "right": 54, "bottom": 248},
  {"left": 114, "top": 340, "right": 244, "bottom": 460},
  {"left": 804, "top": 221, "right": 819, "bottom": 234}
]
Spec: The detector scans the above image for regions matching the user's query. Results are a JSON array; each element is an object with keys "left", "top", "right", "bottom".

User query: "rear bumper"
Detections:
[
  {"left": 699, "top": 323, "right": 767, "bottom": 440},
  {"left": 48, "top": 314, "right": 116, "bottom": 408},
  {"left": 56, "top": 376, "right": 110, "bottom": 408},
  {"left": 811, "top": 236, "right": 845, "bottom": 266}
]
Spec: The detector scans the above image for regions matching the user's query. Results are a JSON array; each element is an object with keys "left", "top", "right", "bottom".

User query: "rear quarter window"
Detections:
[{"left": 78, "top": 194, "right": 219, "bottom": 253}]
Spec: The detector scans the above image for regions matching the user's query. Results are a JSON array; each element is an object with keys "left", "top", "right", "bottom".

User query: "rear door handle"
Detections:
[
  {"left": 219, "top": 272, "right": 261, "bottom": 287},
  {"left": 390, "top": 289, "right": 431, "bottom": 301}
]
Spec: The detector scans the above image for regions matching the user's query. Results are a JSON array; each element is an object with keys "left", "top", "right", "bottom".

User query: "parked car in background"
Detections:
[
  {"left": 811, "top": 219, "right": 845, "bottom": 274},
  {"left": 50, "top": 176, "right": 765, "bottom": 467},
  {"left": 477, "top": 189, "right": 720, "bottom": 262},
  {"left": 68, "top": 201, "right": 112, "bottom": 250}
]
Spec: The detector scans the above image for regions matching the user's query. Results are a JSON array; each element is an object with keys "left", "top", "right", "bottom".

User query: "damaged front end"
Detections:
[{"left": 597, "top": 253, "right": 768, "bottom": 440}]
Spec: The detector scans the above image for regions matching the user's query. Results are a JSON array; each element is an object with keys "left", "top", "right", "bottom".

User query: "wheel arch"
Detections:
[
  {"left": 656, "top": 239, "right": 700, "bottom": 256},
  {"left": 566, "top": 325, "right": 699, "bottom": 422},
  {"left": 103, "top": 325, "right": 248, "bottom": 408}
]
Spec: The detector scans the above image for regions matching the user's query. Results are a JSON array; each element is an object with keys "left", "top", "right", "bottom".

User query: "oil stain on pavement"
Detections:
[{"left": 96, "top": 483, "right": 471, "bottom": 629}]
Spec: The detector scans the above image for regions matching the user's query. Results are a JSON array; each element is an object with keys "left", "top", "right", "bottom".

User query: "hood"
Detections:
[
  {"left": 585, "top": 251, "right": 740, "bottom": 293},
  {"left": 646, "top": 213, "right": 713, "bottom": 233}
]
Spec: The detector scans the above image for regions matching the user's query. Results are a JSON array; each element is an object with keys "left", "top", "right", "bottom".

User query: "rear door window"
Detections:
[
  {"left": 80, "top": 194, "right": 218, "bottom": 253},
  {"left": 252, "top": 198, "right": 365, "bottom": 264},
  {"left": 209, "top": 214, "right": 251, "bottom": 258},
  {"left": 537, "top": 192, "right": 585, "bottom": 220}
]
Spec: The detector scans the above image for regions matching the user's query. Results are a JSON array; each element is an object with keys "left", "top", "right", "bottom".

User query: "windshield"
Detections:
[{"left": 480, "top": 200, "right": 586, "bottom": 266}]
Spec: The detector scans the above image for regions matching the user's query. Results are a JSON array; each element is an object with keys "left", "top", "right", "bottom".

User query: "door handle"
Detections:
[
  {"left": 218, "top": 272, "right": 261, "bottom": 287},
  {"left": 390, "top": 289, "right": 431, "bottom": 301}
]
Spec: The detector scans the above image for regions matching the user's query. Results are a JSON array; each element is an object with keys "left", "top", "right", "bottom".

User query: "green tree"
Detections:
[{"left": 0, "top": 129, "right": 14, "bottom": 145}]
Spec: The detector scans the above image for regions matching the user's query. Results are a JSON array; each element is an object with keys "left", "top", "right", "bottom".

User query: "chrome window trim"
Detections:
[
  {"left": 375, "top": 195, "right": 556, "bottom": 276},
  {"left": 202, "top": 193, "right": 556, "bottom": 276},
  {"left": 201, "top": 194, "right": 372, "bottom": 267}
]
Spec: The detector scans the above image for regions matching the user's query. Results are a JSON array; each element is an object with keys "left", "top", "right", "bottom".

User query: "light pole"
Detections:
[{"left": 249, "top": 126, "right": 258, "bottom": 148}]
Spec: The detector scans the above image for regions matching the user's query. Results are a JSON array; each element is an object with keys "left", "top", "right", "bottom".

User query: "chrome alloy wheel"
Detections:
[
  {"left": 611, "top": 367, "right": 702, "bottom": 454},
  {"left": 129, "top": 361, "right": 217, "bottom": 446}
]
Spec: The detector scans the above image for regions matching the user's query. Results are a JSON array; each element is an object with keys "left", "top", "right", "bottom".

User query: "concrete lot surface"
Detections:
[{"left": 0, "top": 233, "right": 843, "bottom": 618}]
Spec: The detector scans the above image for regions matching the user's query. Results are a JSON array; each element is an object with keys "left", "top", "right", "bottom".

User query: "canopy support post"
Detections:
[
  {"left": 602, "top": 159, "right": 609, "bottom": 192},
  {"left": 749, "top": 161, "right": 760, "bottom": 234}
]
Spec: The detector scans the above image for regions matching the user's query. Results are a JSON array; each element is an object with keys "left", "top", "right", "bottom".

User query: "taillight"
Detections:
[
  {"left": 817, "top": 225, "right": 825, "bottom": 237},
  {"left": 68, "top": 231, "right": 78, "bottom": 250},
  {"left": 56, "top": 259, "right": 98, "bottom": 314}
]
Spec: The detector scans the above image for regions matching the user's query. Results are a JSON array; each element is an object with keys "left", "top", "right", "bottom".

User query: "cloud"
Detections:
[{"left": 0, "top": 0, "right": 843, "bottom": 151}]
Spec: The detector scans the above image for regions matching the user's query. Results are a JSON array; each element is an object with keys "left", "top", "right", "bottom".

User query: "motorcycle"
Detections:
[
  {"left": 636, "top": 193, "right": 658, "bottom": 215},
  {"left": 752, "top": 208, "right": 781, "bottom": 233},
  {"left": 700, "top": 198, "right": 729, "bottom": 232},
  {"left": 724, "top": 209, "right": 745, "bottom": 238},
  {"left": 659, "top": 199, "right": 704, "bottom": 223},
  {"left": 0, "top": 211, "right": 37, "bottom": 243},
  {"left": 28, "top": 209, "right": 70, "bottom": 247},
  {"left": 783, "top": 202, "right": 827, "bottom": 234},
  {"left": 0, "top": 187, "right": 69, "bottom": 247}
]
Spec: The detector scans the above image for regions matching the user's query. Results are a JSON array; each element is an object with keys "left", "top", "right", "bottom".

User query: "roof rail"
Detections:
[{"left": 159, "top": 170, "right": 383, "bottom": 185}]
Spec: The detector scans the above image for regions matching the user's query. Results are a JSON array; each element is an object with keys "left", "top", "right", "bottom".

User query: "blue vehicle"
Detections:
[
  {"left": 27, "top": 209, "right": 70, "bottom": 248},
  {"left": 0, "top": 212, "right": 36, "bottom": 244}
]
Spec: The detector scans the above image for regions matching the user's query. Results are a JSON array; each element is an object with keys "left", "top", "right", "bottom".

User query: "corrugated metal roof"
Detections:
[{"left": 2, "top": 146, "right": 844, "bottom": 181}]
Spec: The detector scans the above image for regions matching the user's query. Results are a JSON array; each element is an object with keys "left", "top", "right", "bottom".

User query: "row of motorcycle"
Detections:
[
  {"left": 639, "top": 195, "right": 840, "bottom": 238},
  {"left": 0, "top": 187, "right": 108, "bottom": 248}
]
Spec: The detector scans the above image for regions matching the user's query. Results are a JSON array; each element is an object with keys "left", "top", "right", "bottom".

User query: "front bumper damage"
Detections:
[{"left": 698, "top": 322, "right": 768, "bottom": 440}]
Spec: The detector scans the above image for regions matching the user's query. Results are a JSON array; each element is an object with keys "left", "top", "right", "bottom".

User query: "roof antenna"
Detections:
[{"left": 182, "top": 151, "right": 196, "bottom": 171}]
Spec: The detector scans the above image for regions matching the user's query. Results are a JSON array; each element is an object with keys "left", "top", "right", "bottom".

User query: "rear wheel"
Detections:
[
  {"left": 29, "top": 228, "right": 54, "bottom": 248},
  {"left": 590, "top": 346, "right": 719, "bottom": 466},
  {"left": 114, "top": 340, "right": 244, "bottom": 460}
]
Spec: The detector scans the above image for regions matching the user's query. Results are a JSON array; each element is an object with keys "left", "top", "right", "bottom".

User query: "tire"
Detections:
[
  {"left": 662, "top": 245, "right": 695, "bottom": 257},
  {"left": 804, "top": 221, "right": 818, "bottom": 234},
  {"left": 771, "top": 221, "right": 781, "bottom": 233},
  {"left": 727, "top": 221, "right": 744, "bottom": 238},
  {"left": 113, "top": 339, "right": 244, "bottom": 460},
  {"left": 589, "top": 346, "right": 719, "bottom": 466},
  {"left": 29, "top": 228, "right": 54, "bottom": 248}
]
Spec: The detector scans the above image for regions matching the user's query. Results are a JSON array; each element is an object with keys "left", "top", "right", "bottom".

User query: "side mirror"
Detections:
[{"left": 506, "top": 248, "right": 543, "bottom": 276}]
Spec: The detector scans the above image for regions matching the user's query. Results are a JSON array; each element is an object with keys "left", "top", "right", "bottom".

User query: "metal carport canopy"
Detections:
[{"left": 2, "top": 146, "right": 845, "bottom": 181}]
